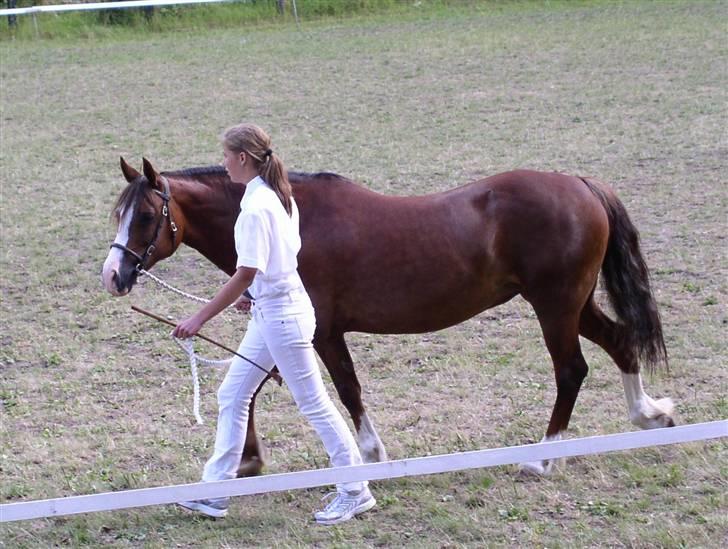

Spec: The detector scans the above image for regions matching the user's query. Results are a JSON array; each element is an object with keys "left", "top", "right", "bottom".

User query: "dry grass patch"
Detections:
[{"left": 1, "top": 1, "right": 726, "bottom": 547}]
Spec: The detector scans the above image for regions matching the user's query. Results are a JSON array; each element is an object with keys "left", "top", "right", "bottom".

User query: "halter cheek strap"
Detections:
[
  {"left": 111, "top": 175, "right": 178, "bottom": 271},
  {"left": 154, "top": 176, "right": 179, "bottom": 248}
]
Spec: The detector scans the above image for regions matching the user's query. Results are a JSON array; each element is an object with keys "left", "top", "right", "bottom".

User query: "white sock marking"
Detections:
[{"left": 621, "top": 372, "right": 674, "bottom": 429}]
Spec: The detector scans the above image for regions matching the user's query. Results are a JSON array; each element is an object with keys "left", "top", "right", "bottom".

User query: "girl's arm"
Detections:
[{"left": 173, "top": 266, "right": 257, "bottom": 338}]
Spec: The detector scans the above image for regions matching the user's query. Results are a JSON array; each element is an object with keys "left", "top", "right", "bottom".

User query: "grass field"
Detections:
[
  {"left": 1, "top": 1, "right": 726, "bottom": 547},
  {"left": 0, "top": 0, "right": 414, "bottom": 40}
]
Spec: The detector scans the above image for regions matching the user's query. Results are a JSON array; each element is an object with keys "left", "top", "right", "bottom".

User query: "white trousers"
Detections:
[{"left": 201, "top": 288, "right": 366, "bottom": 494}]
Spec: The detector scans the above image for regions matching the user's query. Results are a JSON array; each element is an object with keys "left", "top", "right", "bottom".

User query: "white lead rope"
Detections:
[
  {"left": 138, "top": 268, "right": 217, "bottom": 305},
  {"left": 174, "top": 337, "right": 232, "bottom": 424},
  {"left": 137, "top": 268, "right": 240, "bottom": 424}
]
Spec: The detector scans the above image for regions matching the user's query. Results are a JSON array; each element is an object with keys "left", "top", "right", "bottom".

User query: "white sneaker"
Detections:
[
  {"left": 314, "top": 487, "right": 376, "bottom": 525},
  {"left": 177, "top": 498, "right": 229, "bottom": 518}
]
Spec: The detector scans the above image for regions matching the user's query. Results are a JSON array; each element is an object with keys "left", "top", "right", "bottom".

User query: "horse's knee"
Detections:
[{"left": 555, "top": 359, "right": 588, "bottom": 393}]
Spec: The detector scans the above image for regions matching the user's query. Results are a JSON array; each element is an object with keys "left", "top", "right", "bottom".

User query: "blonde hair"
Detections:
[{"left": 222, "top": 123, "right": 293, "bottom": 216}]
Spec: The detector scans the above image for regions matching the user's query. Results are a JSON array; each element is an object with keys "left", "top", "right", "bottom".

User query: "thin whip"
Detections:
[
  {"left": 135, "top": 268, "right": 252, "bottom": 423},
  {"left": 131, "top": 273, "right": 283, "bottom": 423}
]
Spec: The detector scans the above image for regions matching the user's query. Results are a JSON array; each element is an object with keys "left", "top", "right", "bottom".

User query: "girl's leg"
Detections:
[
  {"left": 202, "top": 314, "right": 274, "bottom": 482},
  {"left": 260, "top": 295, "right": 366, "bottom": 494}
]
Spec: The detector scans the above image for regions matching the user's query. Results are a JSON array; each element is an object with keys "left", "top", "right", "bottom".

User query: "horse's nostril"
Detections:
[{"left": 112, "top": 271, "right": 124, "bottom": 292}]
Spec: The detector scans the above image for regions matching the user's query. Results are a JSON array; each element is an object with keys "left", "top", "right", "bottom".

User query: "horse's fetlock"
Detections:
[
  {"left": 357, "top": 433, "right": 387, "bottom": 463},
  {"left": 628, "top": 396, "right": 675, "bottom": 429},
  {"left": 236, "top": 456, "right": 265, "bottom": 478}
]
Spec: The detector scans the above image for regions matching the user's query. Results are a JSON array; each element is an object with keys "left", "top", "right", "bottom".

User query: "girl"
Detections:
[{"left": 173, "top": 123, "right": 375, "bottom": 525}]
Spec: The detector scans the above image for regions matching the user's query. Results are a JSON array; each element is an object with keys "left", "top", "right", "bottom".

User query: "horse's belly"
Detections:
[{"left": 344, "top": 287, "right": 519, "bottom": 335}]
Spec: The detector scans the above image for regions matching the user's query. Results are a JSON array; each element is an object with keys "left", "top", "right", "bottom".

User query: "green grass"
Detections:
[
  {"left": 2, "top": 0, "right": 490, "bottom": 41},
  {"left": 1, "top": 0, "right": 727, "bottom": 546}
]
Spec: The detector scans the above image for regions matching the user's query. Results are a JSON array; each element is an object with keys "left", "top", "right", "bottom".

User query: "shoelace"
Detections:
[{"left": 319, "top": 492, "right": 357, "bottom": 514}]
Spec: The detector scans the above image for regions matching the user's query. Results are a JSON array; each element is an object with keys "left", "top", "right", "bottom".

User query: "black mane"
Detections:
[
  {"left": 112, "top": 166, "right": 354, "bottom": 219},
  {"left": 289, "top": 170, "right": 353, "bottom": 185},
  {"left": 163, "top": 165, "right": 227, "bottom": 178},
  {"left": 163, "top": 165, "right": 353, "bottom": 185}
]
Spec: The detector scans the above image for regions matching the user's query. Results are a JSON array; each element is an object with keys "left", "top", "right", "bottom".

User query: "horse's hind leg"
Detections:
[
  {"left": 579, "top": 298, "right": 674, "bottom": 429},
  {"left": 314, "top": 334, "right": 388, "bottom": 463},
  {"left": 520, "top": 302, "right": 589, "bottom": 475},
  {"left": 236, "top": 374, "right": 275, "bottom": 477}
]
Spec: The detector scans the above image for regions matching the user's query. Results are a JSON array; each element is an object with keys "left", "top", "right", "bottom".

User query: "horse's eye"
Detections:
[{"left": 138, "top": 212, "right": 155, "bottom": 225}]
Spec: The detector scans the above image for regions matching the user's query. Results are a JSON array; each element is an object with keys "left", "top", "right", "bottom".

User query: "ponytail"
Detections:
[
  {"left": 222, "top": 123, "right": 294, "bottom": 216},
  {"left": 260, "top": 149, "right": 293, "bottom": 216}
]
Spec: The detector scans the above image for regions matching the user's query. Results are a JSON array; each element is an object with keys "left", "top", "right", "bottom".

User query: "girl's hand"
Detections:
[
  {"left": 172, "top": 268, "right": 255, "bottom": 338},
  {"left": 173, "top": 313, "right": 205, "bottom": 339},
  {"left": 234, "top": 295, "right": 252, "bottom": 312}
]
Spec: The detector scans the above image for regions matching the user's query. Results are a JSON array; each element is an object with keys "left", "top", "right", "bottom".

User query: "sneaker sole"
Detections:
[
  {"left": 177, "top": 501, "right": 228, "bottom": 518},
  {"left": 315, "top": 497, "right": 376, "bottom": 525}
]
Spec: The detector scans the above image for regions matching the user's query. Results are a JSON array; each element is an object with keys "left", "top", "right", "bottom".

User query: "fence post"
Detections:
[{"left": 7, "top": 0, "right": 16, "bottom": 27}]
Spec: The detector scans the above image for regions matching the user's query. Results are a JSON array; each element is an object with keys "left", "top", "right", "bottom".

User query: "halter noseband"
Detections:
[{"left": 111, "top": 175, "right": 178, "bottom": 272}]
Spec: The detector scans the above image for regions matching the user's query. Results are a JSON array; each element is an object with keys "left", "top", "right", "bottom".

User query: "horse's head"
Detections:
[{"left": 101, "top": 157, "right": 182, "bottom": 296}]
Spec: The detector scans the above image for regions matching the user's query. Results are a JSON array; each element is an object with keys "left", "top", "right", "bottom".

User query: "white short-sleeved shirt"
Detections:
[{"left": 234, "top": 176, "right": 303, "bottom": 300}]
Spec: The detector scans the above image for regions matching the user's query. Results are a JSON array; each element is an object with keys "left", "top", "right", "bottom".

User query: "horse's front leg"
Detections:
[
  {"left": 236, "top": 371, "right": 277, "bottom": 477},
  {"left": 314, "top": 333, "right": 388, "bottom": 463}
]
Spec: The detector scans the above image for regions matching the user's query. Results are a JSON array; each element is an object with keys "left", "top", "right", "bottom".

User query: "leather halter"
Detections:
[{"left": 111, "top": 176, "right": 178, "bottom": 272}]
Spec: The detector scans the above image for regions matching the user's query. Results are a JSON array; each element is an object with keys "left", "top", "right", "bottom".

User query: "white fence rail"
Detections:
[
  {"left": 1, "top": 420, "right": 725, "bottom": 522},
  {"left": 1, "top": 0, "right": 235, "bottom": 17}
]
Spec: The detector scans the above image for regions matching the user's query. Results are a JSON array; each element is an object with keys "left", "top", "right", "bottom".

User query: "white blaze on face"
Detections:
[{"left": 101, "top": 203, "right": 135, "bottom": 295}]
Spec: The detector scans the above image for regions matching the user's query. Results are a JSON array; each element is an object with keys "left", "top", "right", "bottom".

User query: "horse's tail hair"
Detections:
[{"left": 581, "top": 177, "right": 668, "bottom": 373}]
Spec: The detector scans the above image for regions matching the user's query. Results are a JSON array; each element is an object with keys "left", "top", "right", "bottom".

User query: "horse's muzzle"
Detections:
[{"left": 101, "top": 264, "right": 138, "bottom": 296}]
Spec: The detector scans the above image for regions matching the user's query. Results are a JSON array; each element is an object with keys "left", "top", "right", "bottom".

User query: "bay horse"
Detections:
[{"left": 102, "top": 157, "right": 674, "bottom": 476}]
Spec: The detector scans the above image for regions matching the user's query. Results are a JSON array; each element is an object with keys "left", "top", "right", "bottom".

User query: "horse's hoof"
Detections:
[
  {"left": 518, "top": 460, "right": 550, "bottom": 476},
  {"left": 646, "top": 412, "right": 675, "bottom": 428},
  {"left": 631, "top": 398, "right": 676, "bottom": 429},
  {"left": 236, "top": 456, "right": 265, "bottom": 478},
  {"left": 654, "top": 398, "right": 676, "bottom": 427},
  {"left": 519, "top": 456, "right": 564, "bottom": 476}
]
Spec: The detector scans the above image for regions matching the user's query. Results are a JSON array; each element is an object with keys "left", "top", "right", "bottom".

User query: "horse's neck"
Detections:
[{"left": 171, "top": 175, "right": 243, "bottom": 276}]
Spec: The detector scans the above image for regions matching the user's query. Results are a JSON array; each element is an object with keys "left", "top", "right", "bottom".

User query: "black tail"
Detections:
[{"left": 582, "top": 178, "right": 668, "bottom": 372}]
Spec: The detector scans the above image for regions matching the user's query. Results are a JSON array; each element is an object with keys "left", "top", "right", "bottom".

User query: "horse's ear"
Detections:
[
  {"left": 120, "top": 156, "right": 141, "bottom": 183},
  {"left": 142, "top": 157, "right": 160, "bottom": 189}
]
